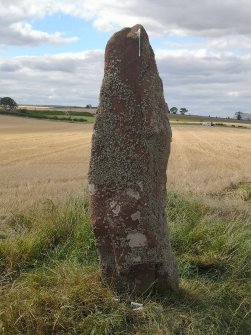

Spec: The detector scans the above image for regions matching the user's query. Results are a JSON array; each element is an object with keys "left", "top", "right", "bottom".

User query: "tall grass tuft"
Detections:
[
  {"left": 0, "top": 190, "right": 250, "bottom": 334},
  {"left": 0, "top": 197, "right": 97, "bottom": 276}
]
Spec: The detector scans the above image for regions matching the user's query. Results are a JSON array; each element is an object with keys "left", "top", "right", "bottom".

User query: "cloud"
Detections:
[
  {"left": 0, "top": 1, "right": 250, "bottom": 117},
  {"left": 0, "top": 22, "right": 78, "bottom": 47},
  {"left": 1, "top": 49, "right": 250, "bottom": 116},
  {"left": 155, "top": 49, "right": 251, "bottom": 115},
  {"left": 0, "top": 51, "right": 104, "bottom": 106},
  {"left": 1, "top": 1, "right": 251, "bottom": 47},
  {"left": 0, "top": 0, "right": 79, "bottom": 47},
  {"left": 70, "top": 0, "right": 251, "bottom": 38}
]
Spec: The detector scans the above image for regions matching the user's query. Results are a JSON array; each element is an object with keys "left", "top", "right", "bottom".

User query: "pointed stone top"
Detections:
[{"left": 106, "top": 24, "right": 149, "bottom": 50}]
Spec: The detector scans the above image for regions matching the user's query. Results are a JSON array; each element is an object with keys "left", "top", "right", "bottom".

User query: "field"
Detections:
[
  {"left": 2, "top": 106, "right": 251, "bottom": 128},
  {"left": 0, "top": 114, "right": 250, "bottom": 334},
  {"left": 0, "top": 114, "right": 251, "bottom": 219},
  {"left": 2, "top": 107, "right": 96, "bottom": 123},
  {"left": 0, "top": 115, "right": 92, "bottom": 220}
]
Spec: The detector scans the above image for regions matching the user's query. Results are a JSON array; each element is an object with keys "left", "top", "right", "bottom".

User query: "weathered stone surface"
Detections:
[{"left": 88, "top": 24, "right": 178, "bottom": 294}]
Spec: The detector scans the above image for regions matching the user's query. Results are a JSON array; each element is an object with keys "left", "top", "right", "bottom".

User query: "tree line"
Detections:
[
  {"left": 1, "top": 98, "right": 247, "bottom": 121},
  {"left": 0, "top": 97, "right": 18, "bottom": 112},
  {"left": 169, "top": 106, "right": 188, "bottom": 115}
]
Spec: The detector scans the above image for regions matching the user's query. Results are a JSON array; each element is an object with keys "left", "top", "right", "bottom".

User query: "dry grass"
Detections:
[
  {"left": 168, "top": 125, "right": 251, "bottom": 193},
  {"left": 0, "top": 115, "right": 250, "bottom": 334},
  {"left": 0, "top": 116, "right": 91, "bottom": 220},
  {"left": 19, "top": 105, "right": 97, "bottom": 114},
  {"left": 1, "top": 115, "right": 251, "bottom": 219},
  {"left": 0, "top": 190, "right": 250, "bottom": 334}
]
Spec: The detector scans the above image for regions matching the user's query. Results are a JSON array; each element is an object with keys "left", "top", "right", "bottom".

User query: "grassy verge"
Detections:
[
  {"left": 1, "top": 109, "right": 250, "bottom": 128},
  {"left": 0, "top": 109, "right": 95, "bottom": 123},
  {"left": 168, "top": 114, "right": 250, "bottom": 124},
  {"left": 0, "top": 187, "right": 250, "bottom": 334}
]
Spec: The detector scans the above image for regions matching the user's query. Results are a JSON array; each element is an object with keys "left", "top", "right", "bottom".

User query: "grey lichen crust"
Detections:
[{"left": 88, "top": 24, "right": 178, "bottom": 294}]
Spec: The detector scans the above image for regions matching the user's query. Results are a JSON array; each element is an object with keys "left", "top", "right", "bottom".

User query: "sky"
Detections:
[{"left": 0, "top": 0, "right": 251, "bottom": 117}]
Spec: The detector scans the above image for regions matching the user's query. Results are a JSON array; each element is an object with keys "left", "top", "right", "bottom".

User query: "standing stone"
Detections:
[{"left": 88, "top": 24, "right": 178, "bottom": 294}]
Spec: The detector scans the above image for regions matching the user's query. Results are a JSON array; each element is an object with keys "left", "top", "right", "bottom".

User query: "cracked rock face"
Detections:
[{"left": 88, "top": 24, "right": 178, "bottom": 294}]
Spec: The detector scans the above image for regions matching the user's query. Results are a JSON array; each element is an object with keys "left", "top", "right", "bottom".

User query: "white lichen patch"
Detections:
[
  {"left": 137, "top": 181, "right": 143, "bottom": 191},
  {"left": 88, "top": 183, "right": 96, "bottom": 195},
  {"left": 127, "top": 232, "right": 147, "bottom": 248},
  {"left": 131, "top": 211, "right": 141, "bottom": 221},
  {"left": 126, "top": 188, "right": 140, "bottom": 200},
  {"left": 110, "top": 200, "right": 117, "bottom": 209},
  {"left": 112, "top": 205, "right": 121, "bottom": 216},
  {"left": 133, "top": 256, "right": 141, "bottom": 262}
]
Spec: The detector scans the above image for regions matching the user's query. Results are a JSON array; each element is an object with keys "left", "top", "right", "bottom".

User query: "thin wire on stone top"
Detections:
[{"left": 135, "top": 28, "right": 141, "bottom": 57}]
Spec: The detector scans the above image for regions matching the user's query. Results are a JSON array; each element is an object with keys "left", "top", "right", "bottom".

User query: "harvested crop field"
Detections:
[{"left": 1, "top": 114, "right": 251, "bottom": 218}]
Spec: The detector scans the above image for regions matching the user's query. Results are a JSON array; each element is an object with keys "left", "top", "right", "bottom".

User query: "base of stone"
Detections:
[{"left": 102, "top": 263, "right": 179, "bottom": 296}]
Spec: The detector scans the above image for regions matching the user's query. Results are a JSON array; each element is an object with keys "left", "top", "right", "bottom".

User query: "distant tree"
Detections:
[
  {"left": 235, "top": 111, "right": 242, "bottom": 120},
  {"left": 170, "top": 106, "right": 178, "bottom": 114},
  {"left": 180, "top": 107, "right": 188, "bottom": 115},
  {"left": 86, "top": 104, "right": 92, "bottom": 109},
  {"left": 0, "top": 97, "right": 18, "bottom": 112}
]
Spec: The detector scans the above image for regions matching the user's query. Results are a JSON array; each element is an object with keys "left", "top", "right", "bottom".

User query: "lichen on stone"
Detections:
[{"left": 88, "top": 24, "right": 178, "bottom": 295}]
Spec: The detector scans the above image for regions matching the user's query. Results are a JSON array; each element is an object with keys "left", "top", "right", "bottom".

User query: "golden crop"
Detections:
[{"left": 1, "top": 115, "right": 250, "bottom": 218}]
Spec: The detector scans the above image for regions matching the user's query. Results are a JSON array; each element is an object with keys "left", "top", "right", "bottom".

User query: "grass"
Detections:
[
  {"left": 168, "top": 113, "right": 251, "bottom": 125},
  {"left": 2, "top": 108, "right": 251, "bottom": 127},
  {"left": 0, "top": 108, "right": 95, "bottom": 123},
  {"left": 0, "top": 186, "right": 250, "bottom": 334}
]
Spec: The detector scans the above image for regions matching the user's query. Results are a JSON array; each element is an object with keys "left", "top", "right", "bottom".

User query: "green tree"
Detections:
[
  {"left": 180, "top": 107, "right": 188, "bottom": 115},
  {"left": 235, "top": 111, "right": 242, "bottom": 120},
  {"left": 170, "top": 106, "right": 178, "bottom": 114},
  {"left": 0, "top": 97, "right": 18, "bottom": 112}
]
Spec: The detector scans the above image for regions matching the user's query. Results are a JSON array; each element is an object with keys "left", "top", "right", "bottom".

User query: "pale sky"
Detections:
[{"left": 1, "top": 0, "right": 251, "bottom": 117}]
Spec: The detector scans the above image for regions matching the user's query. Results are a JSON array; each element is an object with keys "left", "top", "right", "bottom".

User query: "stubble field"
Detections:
[
  {"left": 1, "top": 114, "right": 251, "bottom": 334},
  {"left": 1, "top": 114, "right": 251, "bottom": 219}
]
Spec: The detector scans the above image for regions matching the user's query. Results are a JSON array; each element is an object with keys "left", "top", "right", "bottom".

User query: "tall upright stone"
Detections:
[{"left": 88, "top": 24, "right": 178, "bottom": 294}]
